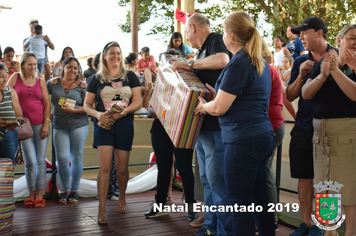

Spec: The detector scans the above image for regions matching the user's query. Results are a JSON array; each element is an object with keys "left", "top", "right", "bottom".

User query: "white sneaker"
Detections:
[{"left": 111, "top": 194, "right": 119, "bottom": 201}]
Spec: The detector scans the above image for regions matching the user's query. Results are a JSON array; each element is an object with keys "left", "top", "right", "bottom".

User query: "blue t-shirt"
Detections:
[
  {"left": 286, "top": 38, "right": 305, "bottom": 60},
  {"left": 216, "top": 50, "right": 273, "bottom": 143},
  {"left": 166, "top": 43, "right": 193, "bottom": 61},
  {"left": 288, "top": 44, "right": 334, "bottom": 130},
  {"left": 25, "top": 36, "right": 47, "bottom": 59}
]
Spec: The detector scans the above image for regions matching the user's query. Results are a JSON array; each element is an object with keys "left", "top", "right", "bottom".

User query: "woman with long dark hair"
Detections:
[
  {"left": 47, "top": 56, "right": 89, "bottom": 204},
  {"left": 53, "top": 47, "right": 75, "bottom": 77},
  {"left": 167, "top": 32, "right": 195, "bottom": 60}
]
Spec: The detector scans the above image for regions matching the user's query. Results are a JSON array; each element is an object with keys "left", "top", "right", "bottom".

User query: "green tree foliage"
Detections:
[
  {"left": 220, "top": 0, "right": 356, "bottom": 44},
  {"left": 118, "top": 0, "right": 356, "bottom": 46},
  {"left": 118, "top": 0, "right": 175, "bottom": 37}
]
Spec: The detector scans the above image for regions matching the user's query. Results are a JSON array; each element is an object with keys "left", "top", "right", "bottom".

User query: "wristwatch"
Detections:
[{"left": 188, "top": 60, "right": 195, "bottom": 70}]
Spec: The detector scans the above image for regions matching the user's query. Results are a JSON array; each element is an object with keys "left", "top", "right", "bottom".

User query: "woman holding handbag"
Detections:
[
  {"left": 0, "top": 63, "right": 22, "bottom": 161},
  {"left": 7, "top": 52, "right": 51, "bottom": 208}
]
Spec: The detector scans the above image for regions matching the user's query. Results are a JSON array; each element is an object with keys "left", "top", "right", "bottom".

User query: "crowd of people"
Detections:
[{"left": 0, "top": 11, "right": 356, "bottom": 236}]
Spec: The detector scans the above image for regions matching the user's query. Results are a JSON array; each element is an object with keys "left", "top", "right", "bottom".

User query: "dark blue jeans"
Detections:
[
  {"left": 224, "top": 131, "right": 275, "bottom": 236},
  {"left": 0, "top": 129, "right": 18, "bottom": 162},
  {"left": 151, "top": 119, "right": 195, "bottom": 204}
]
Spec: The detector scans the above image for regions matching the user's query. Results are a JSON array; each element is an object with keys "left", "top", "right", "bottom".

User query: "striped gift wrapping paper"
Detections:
[
  {"left": 0, "top": 159, "right": 14, "bottom": 236},
  {"left": 150, "top": 55, "right": 210, "bottom": 149}
]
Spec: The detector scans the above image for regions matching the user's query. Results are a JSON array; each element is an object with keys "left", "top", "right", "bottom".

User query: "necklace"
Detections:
[{"left": 60, "top": 79, "right": 77, "bottom": 94}]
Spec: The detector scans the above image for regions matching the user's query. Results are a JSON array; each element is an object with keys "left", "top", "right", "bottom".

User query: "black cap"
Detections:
[{"left": 291, "top": 16, "right": 328, "bottom": 34}]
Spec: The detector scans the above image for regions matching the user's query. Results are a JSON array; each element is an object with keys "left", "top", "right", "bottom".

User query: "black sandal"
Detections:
[
  {"left": 68, "top": 192, "right": 79, "bottom": 203},
  {"left": 59, "top": 192, "right": 69, "bottom": 205}
]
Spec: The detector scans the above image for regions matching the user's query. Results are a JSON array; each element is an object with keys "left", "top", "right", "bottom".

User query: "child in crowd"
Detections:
[
  {"left": 167, "top": 32, "right": 195, "bottom": 61},
  {"left": 278, "top": 55, "right": 294, "bottom": 85},
  {"left": 273, "top": 35, "right": 291, "bottom": 70},
  {"left": 23, "top": 25, "right": 54, "bottom": 78},
  {"left": 0, "top": 47, "right": 19, "bottom": 78},
  {"left": 137, "top": 47, "right": 156, "bottom": 85}
]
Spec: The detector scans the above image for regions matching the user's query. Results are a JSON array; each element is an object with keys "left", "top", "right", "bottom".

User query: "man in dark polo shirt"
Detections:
[
  {"left": 171, "top": 13, "right": 232, "bottom": 236},
  {"left": 286, "top": 16, "right": 333, "bottom": 236}
]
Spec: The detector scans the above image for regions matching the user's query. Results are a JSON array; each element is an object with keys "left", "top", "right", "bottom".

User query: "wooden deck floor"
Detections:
[{"left": 13, "top": 190, "right": 295, "bottom": 236}]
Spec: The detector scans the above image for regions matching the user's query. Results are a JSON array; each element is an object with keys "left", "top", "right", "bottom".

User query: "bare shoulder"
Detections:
[
  {"left": 6, "top": 72, "right": 19, "bottom": 87},
  {"left": 49, "top": 77, "right": 59, "bottom": 84},
  {"left": 54, "top": 61, "right": 62, "bottom": 67}
]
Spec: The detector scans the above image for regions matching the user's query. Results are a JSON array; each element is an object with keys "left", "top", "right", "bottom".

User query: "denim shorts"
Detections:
[
  {"left": 93, "top": 116, "right": 134, "bottom": 151},
  {"left": 37, "top": 58, "right": 45, "bottom": 74}
]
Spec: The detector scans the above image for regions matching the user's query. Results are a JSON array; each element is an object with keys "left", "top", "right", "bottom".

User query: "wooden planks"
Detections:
[{"left": 13, "top": 190, "right": 295, "bottom": 235}]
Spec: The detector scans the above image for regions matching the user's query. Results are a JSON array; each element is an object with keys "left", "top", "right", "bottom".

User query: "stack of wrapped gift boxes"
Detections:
[{"left": 150, "top": 55, "right": 210, "bottom": 149}]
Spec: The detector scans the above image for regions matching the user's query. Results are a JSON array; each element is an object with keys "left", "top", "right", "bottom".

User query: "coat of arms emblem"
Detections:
[{"left": 311, "top": 181, "right": 346, "bottom": 230}]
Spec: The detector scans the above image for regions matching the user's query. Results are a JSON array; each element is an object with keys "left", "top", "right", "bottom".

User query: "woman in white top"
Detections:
[
  {"left": 53, "top": 47, "right": 74, "bottom": 77},
  {"left": 273, "top": 36, "right": 290, "bottom": 70}
]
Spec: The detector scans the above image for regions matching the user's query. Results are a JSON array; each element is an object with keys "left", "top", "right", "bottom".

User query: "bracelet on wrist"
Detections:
[
  {"left": 45, "top": 118, "right": 51, "bottom": 123},
  {"left": 201, "top": 105, "right": 207, "bottom": 115},
  {"left": 123, "top": 109, "right": 128, "bottom": 117}
]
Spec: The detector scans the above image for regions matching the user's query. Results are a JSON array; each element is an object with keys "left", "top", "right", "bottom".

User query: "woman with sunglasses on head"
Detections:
[
  {"left": 84, "top": 41, "right": 141, "bottom": 225},
  {"left": 47, "top": 56, "right": 89, "bottom": 205}
]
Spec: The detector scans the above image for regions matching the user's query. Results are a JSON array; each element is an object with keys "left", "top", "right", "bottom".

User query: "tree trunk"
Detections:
[{"left": 131, "top": 0, "right": 139, "bottom": 53}]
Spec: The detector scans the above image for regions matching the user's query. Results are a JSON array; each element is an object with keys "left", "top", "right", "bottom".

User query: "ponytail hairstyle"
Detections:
[
  {"left": 125, "top": 53, "right": 138, "bottom": 65},
  {"left": 224, "top": 11, "right": 265, "bottom": 76},
  {"left": 261, "top": 39, "right": 272, "bottom": 64}
]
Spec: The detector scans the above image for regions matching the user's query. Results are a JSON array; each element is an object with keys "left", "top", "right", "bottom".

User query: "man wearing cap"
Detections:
[{"left": 286, "top": 16, "right": 334, "bottom": 236}]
